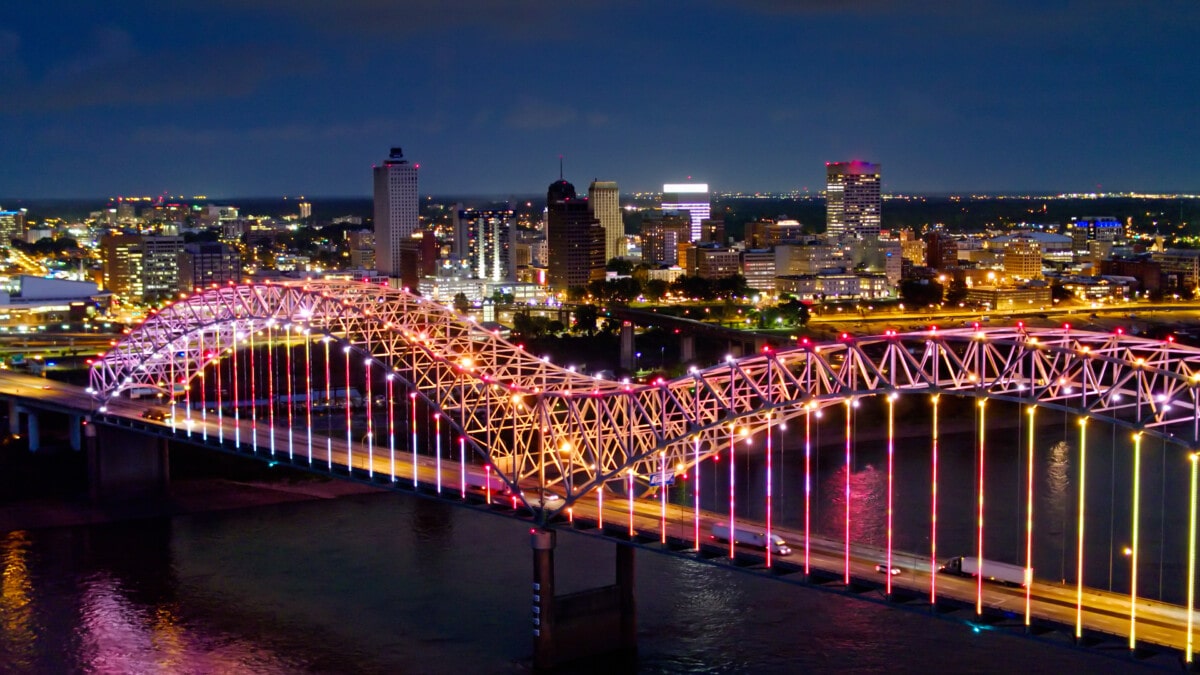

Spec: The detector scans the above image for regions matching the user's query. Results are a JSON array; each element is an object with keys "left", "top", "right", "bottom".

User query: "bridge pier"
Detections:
[
  {"left": 531, "top": 529, "right": 637, "bottom": 672},
  {"left": 86, "top": 423, "right": 170, "bottom": 502},
  {"left": 679, "top": 334, "right": 695, "bottom": 363},
  {"left": 619, "top": 322, "right": 635, "bottom": 371},
  {"left": 69, "top": 415, "right": 82, "bottom": 451},
  {"left": 6, "top": 399, "right": 17, "bottom": 436},
  {"left": 24, "top": 408, "right": 39, "bottom": 451}
]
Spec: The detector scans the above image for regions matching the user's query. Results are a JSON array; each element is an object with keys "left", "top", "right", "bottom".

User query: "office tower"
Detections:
[
  {"left": 546, "top": 178, "right": 605, "bottom": 290},
  {"left": 640, "top": 211, "right": 692, "bottom": 266},
  {"left": 140, "top": 235, "right": 185, "bottom": 301},
  {"left": 825, "top": 161, "right": 881, "bottom": 239},
  {"left": 101, "top": 234, "right": 183, "bottom": 302},
  {"left": 373, "top": 147, "right": 419, "bottom": 278},
  {"left": 0, "top": 208, "right": 19, "bottom": 244},
  {"left": 348, "top": 230, "right": 376, "bottom": 269},
  {"left": 700, "top": 217, "right": 726, "bottom": 245},
  {"left": 661, "top": 183, "right": 710, "bottom": 242},
  {"left": 588, "top": 180, "right": 623, "bottom": 263},
  {"left": 298, "top": 201, "right": 312, "bottom": 220},
  {"left": 924, "top": 232, "right": 958, "bottom": 270},
  {"left": 1067, "top": 217, "right": 1123, "bottom": 257},
  {"left": 102, "top": 234, "right": 143, "bottom": 298},
  {"left": 455, "top": 208, "right": 515, "bottom": 282},
  {"left": 1003, "top": 237, "right": 1043, "bottom": 281},
  {"left": 178, "top": 242, "right": 243, "bottom": 292}
]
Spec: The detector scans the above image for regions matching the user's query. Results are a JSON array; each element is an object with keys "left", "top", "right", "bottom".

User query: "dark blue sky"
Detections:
[{"left": 2, "top": 1, "right": 1197, "bottom": 198}]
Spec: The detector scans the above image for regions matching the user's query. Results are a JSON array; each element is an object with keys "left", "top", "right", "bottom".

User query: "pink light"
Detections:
[
  {"left": 976, "top": 400, "right": 986, "bottom": 615},
  {"left": 805, "top": 407, "right": 812, "bottom": 577},
  {"left": 845, "top": 399, "right": 852, "bottom": 585},
  {"left": 930, "top": 396, "right": 939, "bottom": 605},
  {"left": 886, "top": 395, "right": 895, "bottom": 596},
  {"left": 729, "top": 424, "right": 736, "bottom": 559},
  {"left": 694, "top": 436, "right": 701, "bottom": 550}
]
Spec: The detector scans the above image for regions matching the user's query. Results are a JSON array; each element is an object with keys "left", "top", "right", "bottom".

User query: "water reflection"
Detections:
[
  {"left": 821, "top": 464, "right": 886, "bottom": 546},
  {"left": 1, "top": 530, "right": 35, "bottom": 670}
]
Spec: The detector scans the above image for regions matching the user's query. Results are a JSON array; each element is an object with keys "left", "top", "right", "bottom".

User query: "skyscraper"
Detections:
[
  {"left": 588, "top": 180, "right": 623, "bottom": 262},
  {"left": 455, "top": 208, "right": 516, "bottom": 282},
  {"left": 546, "top": 178, "right": 605, "bottom": 290},
  {"left": 373, "top": 147, "right": 419, "bottom": 279},
  {"left": 825, "top": 161, "right": 881, "bottom": 239},
  {"left": 661, "top": 183, "right": 710, "bottom": 242}
]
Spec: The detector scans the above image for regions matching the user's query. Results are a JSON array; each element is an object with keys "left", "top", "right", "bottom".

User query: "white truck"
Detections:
[
  {"left": 941, "top": 555, "right": 1029, "bottom": 587},
  {"left": 463, "top": 465, "right": 510, "bottom": 494},
  {"left": 710, "top": 523, "right": 792, "bottom": 556}
]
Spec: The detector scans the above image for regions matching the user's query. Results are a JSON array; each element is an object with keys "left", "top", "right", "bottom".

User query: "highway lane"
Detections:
[{"left": 2, "top": 369, "right": 1195, "bottom": 658}]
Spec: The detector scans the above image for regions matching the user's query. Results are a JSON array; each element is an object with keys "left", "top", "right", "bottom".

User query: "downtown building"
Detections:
[
  {"left": 661, "top": 183, "right": 710, "bottom": 242},
  {"left": 177, "top": 242, "right": 243, "bottom": 292},
  {"left": 588, "top": 180, "right": 623, "bottom": 263},
  {"left": 455, "top": 208, "right": 516, "bottom": 282},
  {"left": 825, "top": 161, "right": 881, "bottom": 240},
  {"left": 546, "top": 178, "right": 605, "bottom": 291},
  {"left": 101, "top": 233, "right": 184, "bottom": 303},
  {"left": 373, "top": 147, "right": 419, "bottom": 280}
]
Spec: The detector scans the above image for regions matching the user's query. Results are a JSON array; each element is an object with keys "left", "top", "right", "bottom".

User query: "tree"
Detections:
[
  {"left": 574, "top": 304, "right": 600, "bottom": 336},
  {"left": 898, "top": 279, "right": 944, "bottom": 307},
  {"left": 644, "top": 279, "right": 668, "bottom": 302},
  {"left": 452, "top": 292, "right": 471, "bottom": 313},
  {"left": 607, "top": 257, "right": 634, "bottom": 275},
  {"left": 566, "top": 286, "right": 589, "bottom": 302}
]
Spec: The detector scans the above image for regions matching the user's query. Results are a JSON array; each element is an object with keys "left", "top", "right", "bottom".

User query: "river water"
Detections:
[{"left": 0, "top": 485, "right": 1152, "bottom": 674}]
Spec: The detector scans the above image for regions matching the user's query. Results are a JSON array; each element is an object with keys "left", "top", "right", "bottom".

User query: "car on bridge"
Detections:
[
  {"left": 140, "top": 407, "right": 172, "bottom": 422},
  {"left": 875, "top": 563, "right": 902, "bottom": 575},
  {"left": 520, "top": 490, "right": 562, "bottom": 509}
]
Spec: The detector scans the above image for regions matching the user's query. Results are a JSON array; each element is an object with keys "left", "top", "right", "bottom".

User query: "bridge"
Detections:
[{"left": 6, "top": 278, "right": 1200, "bottom": 670}]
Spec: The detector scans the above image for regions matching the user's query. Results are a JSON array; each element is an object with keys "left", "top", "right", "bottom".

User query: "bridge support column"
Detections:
[
  {"left": 24, "top": 409, "right": 39, "bottom": 452},
  {"left": 87, "top": 425, "right": 170, "bottom": 502},
  {"left": 680, "top": 334, "right": 695, "bottom": 363},
  {"left": 69, "top": 415, "right": 82, "bottom": 451},
  {"left": 620, "top": 322, "right": 635, "bottom": 371},
  {"left": 530, "top": 531, "right": 638, "bottom": 672},
  {"left": 7, "top": 399, "right": 18, "bottom": 436}
]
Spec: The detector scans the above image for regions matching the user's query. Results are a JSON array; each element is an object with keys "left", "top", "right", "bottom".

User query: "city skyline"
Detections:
[{"left": 2, "top": 2, "right": 1199, "bottom": 198}]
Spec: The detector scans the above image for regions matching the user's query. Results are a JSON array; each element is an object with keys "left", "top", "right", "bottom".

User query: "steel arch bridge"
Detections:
[{"left": 90, "top": 279, "right": 1200, "bottom": 515}]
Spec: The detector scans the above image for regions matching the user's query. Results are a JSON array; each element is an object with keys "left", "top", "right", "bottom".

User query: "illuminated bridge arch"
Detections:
[{"left": 90, "top": 280, "right": 1200, "bottom": 514}]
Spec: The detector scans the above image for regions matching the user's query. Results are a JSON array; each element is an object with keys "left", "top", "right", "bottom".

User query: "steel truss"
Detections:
[{"left": 90, "top": 280, "right": 1200, "bottom": 513}]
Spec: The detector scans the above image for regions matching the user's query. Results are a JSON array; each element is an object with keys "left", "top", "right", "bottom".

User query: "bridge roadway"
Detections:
[{"left": 1, "top": 370, "right": 1192, "bottom": 659}]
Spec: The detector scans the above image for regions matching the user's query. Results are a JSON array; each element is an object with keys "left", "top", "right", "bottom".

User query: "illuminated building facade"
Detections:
[
  {"left": 661, "top": 183, "right": 709, "bottom": 242},
  {"left": 373, "top": 147, "right": 419, "bottom": 278},
  {"left": 587, "top": 181, "right": 623, "bottom": 262},
  {"left": 455, "top": 208, "right": 515, "bottom": 282},
  {"left": 640, "top": 211, "right": 692, "bottom": 266},
  {"left": 546, "top": 179, "right": 605, "bottom": 290},
  {"left": 825, "top": 161, "right": 881, "bottom": 239},
  {"left": 178, "top": 242, "right": 243, "bottom": 292}
]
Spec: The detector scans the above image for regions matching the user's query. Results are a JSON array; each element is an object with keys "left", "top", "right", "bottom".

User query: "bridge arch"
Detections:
[{"left": 91, "top": 281, "right": 1200, "bottom": 516}]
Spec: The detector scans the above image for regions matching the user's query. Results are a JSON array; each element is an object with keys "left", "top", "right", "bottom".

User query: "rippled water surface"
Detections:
[{"left": 0, "top": 488, "right": 1154, "bottom": 674}]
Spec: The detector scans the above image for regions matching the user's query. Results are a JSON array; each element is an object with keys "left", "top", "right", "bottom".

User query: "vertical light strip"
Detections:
[
  {"left": 845, "top": 398, "right": 852, "bottom": 585},
  {"left": 1025, "top": 405, "right": 1036, "bottom": 627},
  {"left": 323, "top": 338, "right": 331, "bottom": 469},
  {"left": 248, "top": 328, "right": 255, "bottom": 447},
  {"left": 410, "top": 392, "right": 418, "bottom": 487},
  {"left": 285, "top": 327, "right": 293, "bottom": 459},
  {"left": 199, "top": 331, "right": 207, "bottom": 442},
  {"left": 459, "top": 436, "right": 466, "bottom": 498},
  {"left": 1075, "top": 418, "right": 1087, "bottom": 640},
  {"left": 1187, "top": 452, "right": 1198, "bottom": 663},
  {"left": 364, "top": 361, "right": 373, "bottom": 478},
  {"left": 730, "top": 423, "right": 736, "bottom": 560},
  {"left": 805, "top": 405, "right": 812, "bottom": 577},
  {"left": 693, "top": 435, "right": 701, "bottom": 550},
  {"left": 768, "top": 415, "right": 777, "bottom": 566},
  {"left": 1130, "top": 431, "right": 1142, "bottom": 651},
  {"left": 598, "top": 479, "right": 604, "bottom": 529},
  {"left": 343, "top": 346, "right": 351, "bottom": 470},
  {"left": 266, "top": 327, "right": 273, "bottom": 454},
  {"left": 931, "top": 395, "right": 939, "bottom": 604},
  {"left": 387, "top": 374, "right": 396, "bottom": 480},
  {"left": 231, "top": 330, "right": 239, "bottom": 448},
  {"left": 628, "top": 471, "right": 635, "bottom": 537},
  {"left": 660, "top": 451, "right": 667, "bottom": 545},
  {"left": 215, "top": 330, "right": 223, "bottom": 442},
  {"left": 185, "top": 335, "right": 192, "bottom": 438},
  {"left": 886, "top": 393, "right": 895, "bottom": 596},
  {"left": 435, "top": 413, "right": 441, "bottom": 493},
  {"left": 976, "top": 399, "right": 986, "bottom": 615},
  {"left": 305, "top": 333, "right": 312, "bottom": 464}
]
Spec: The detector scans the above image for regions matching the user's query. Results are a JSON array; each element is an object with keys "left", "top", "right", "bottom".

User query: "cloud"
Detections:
[
  {"left": 199, "top": 0, "right": 622, "bottom": 38},
  {"left": 0, "top": 29, "right": 26, "bottom": 85},
  {"left": 44, "top": 26, "right": 136, "bottom": 84},
  {"left": 130, "top": 118, "right": 429, "bottom": 146},
  {"left": 2, "top": 42, "right": 320, "bottom": 114},
  {"left": 505, "top": 99, "right": 579, "bottom": 130}
]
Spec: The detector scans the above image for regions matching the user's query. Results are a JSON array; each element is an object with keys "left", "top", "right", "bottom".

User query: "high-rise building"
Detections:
[
  {"left": 0, "top": 209, "right": 19, "bottom": 245},
  {"left": 699, "top": 217, "right": 725, "bottom": 245},
  {"left": 102, "top": 234, "right": 143, "bottom": 299},
  {"left": 587, "top": 181, "right": 623, "bottom": 263},
  {"left": 178, "top": 242, "right": 243, "bottom": 292},
  {"left": 924, "top": 231, "right": 958, "bottom": 270},
  {"left": 455, "top": 208, "right": 515, "bottom": 282},
  {"left": 373, "top": 147, "right": 419, "bottom": 278},
  {"left": 661, "top": 183, "right": 710, "bottom": 242},
  {"left": 1003, "top": 236, "right": 1043, "bottom": 281},
  {"left": 640, "top": 211, "right": 692, "bottom": 266},
  {"left": 140, "top": 235, "right": 185, "bottom": 301},
  {"left": 101, "top": 234, "right": 183, "bottom": 302},
  {"left": 825, "top": 161, "right": 881, "bottom": 239},
  {"left": 298, "top": 201, "right": 312, "bottom": 220},
  {"left": 546, "top": 178, "right": 605, "bottom": 290}
]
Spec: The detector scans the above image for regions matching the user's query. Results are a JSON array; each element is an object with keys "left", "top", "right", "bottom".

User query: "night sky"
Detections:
[{"left": 2, "top": 1, "right": 1197, "bottom": 198}]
